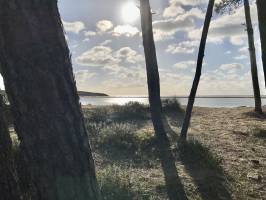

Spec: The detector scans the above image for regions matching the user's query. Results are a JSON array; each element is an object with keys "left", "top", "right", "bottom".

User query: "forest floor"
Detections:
[{"left": 82, "top": 101, "right": 266, "bottom": 200}]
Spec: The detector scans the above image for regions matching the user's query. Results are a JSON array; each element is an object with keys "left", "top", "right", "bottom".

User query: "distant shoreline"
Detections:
[{"left": 80, "top": 95, "right": 266, "bottom": 98}]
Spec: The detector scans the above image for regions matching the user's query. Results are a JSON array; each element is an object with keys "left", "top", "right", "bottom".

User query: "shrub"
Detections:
[
  {"left": 94, "top": 123, "right": 156, "bottom": 162},
  {"left": 162, "top": 98, "right": 183, "bottom": 113},
  {"left": 111, "top": 102, "right": 149, "bottom": 121},
  {"left": 251, "top": 126, "right": 266, "bottom": 139},
  {"left": 83, "top": 107, "right": 108, "bottom": 123},
  {"left": 98, "top": 165, "right": 135, "bottom": 200}
]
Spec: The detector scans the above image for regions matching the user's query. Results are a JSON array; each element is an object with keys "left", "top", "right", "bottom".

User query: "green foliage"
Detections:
[
  {"left": 83, "top": 99, "right": 183, "bottom": 124},
  {"left": 98, "top": 165, "right": 163, "bottom": 200},
  {"left": 161, "top": 98, "right": 183, "bottom": 113},
  {"left": 111, "top": 102, "right": 149, "bottom": 121},
  {"left": 98, "top": 165, "right": 136, "bottom": 200},
  {"left": 215, "top": 0, "right": 242, "bottom": 14},
  {"left": 83, "top": 106, "right": 108, "bottom": 123},
  {"left": 92, "top": 122, "right": 156, "bottom": 163},
  {"left": 251, "top": 126, "right": 266, "bottom": 139}
]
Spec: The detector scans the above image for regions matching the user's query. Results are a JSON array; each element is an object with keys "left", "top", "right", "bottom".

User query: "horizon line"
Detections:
[{"left": 81, "top": 95, "right": 266, "bottom": 98}]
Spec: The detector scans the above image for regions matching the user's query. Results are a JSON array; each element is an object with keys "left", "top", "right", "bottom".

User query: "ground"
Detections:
[{"left": 82, "top": 102, "right": 266, "bottom": 200}]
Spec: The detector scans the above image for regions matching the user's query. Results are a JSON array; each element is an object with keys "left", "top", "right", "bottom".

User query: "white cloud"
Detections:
[
  {"left": 100, "top": 40, "right": 112, "bottom": 46},
  {"left": 76, "top": 46, "right": 143, "bottom": 68},
  {"left": 84, "top": 31, "right": 97, "bottom": 37},
  {"left": 174, "top": 60, "right": 196, "bottom": 70},
  {"left": 115, "top": 47, "right": 144, "bottom": 64},
  {"left": 153, "top": 8, "right": 205, "bottom": 41},
  {"left": 189, "top": 3, "right": 258, "bottom": 45},
  {"left": 219, "top": 63, "right": 244, "bottom": 73},
  {"left": 75, "top": 70, "right": 96, "bottom": 83},
  {"left": 63, "top": 20, "right": 85, "bottom": 34},
  {"left": 234, "top": 55, "right": 248, "bottom": 60},
  {"left": 163, "top": 5, "right": 185, "bottom": 18},
  {"left": 76, "top": 46, "right": 121, "bottom": 68},
  {"left": 113, "top": 25, "right": 139, "bottom": 37},
  {"left": 96, "top": 20, "right": 113, "bottom": 32},
  {"left": 169, "top": 0, "right": 208, "bottom": 6},
  {"left": 199, "top": 70, "right": 254, "bottom": 95},
  {"left": 166, "top": 40, "right": 199, "bottom": 54}
]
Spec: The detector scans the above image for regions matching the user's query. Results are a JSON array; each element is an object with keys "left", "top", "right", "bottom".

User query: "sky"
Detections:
[{"left": 0, "top": 0, "right": 265, "bottom": 96}]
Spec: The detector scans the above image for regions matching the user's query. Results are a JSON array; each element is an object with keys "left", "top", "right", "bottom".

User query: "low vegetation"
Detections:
[{"left": 7, "top": 101, "right": 266, "bottom": 199}]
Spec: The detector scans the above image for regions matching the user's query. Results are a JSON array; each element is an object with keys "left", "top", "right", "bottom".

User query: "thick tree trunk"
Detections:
[
  {"left": 0, "top": 95, "right": 21, "bottom": 200},
  {"left": 140, "top": 1, "right": 187, "bottom": 199},
  {"left": 180, "top": 0, "right": 215, "bottom": 140},
  {"left": 0, "top": 1, "right": 100, "bottom": 200},
  {"left": 244, "top": 0, "right": 263, "bottom": 114},
  {"left": 256, "top": 0, "right": 266, "bottom": 88}
]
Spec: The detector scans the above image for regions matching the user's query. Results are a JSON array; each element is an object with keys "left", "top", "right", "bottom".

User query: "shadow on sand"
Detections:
[
  {"left": 162, "top": 116, "right": 232, "bottom": 200},
  {"left": 177, "top": 139, "right": 232, "bottom": 200}
]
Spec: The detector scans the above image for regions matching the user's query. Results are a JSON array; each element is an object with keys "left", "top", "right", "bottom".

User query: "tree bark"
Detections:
[
  {"left": 256, "top": 0, "right": 266, "bottom": 88},
  {"left": 0, "top": 1, "right": 100, "bottom": 200},
  {"left": 244, "top": 0, "right": 263, "bottom": 114},
  {"left": 0, "top": 95, "right": 21, "bottom": 200},
  {"left": 180, "top": 0, "right": 215, "bottom": 140},
  {"left": 140, "top": 1, "right": 187, "bottom": 199}
]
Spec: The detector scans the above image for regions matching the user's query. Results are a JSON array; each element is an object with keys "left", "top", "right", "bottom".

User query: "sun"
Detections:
[{"left": 122, "top": 2, "right": 139, "bottom": 23}]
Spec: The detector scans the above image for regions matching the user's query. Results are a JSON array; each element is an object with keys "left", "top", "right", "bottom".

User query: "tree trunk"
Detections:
[
  {"left": 180, "top": 0, "right": 215, "bottom": 140},
  {"left": 256, "top": 0, "right": 266, "bottom": 88},
  {"left": 140, "top": 1, "right": 187, "bottom": 199},
  {"left": 0, "top": 95, "right": 21, "bottom": 200},
  {"left": 244, "top": 0, "right": 263, "bottom": 114},
  {"left": 0, "top": 1, "right": 100, "bottom": 200}
]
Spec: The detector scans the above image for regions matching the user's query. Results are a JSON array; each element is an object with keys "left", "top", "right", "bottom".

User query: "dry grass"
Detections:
[{"left": 83, "top": 105, "right": 266, "bottom": 200}]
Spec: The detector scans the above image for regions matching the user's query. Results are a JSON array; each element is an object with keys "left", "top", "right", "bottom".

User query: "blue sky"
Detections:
[{"left": 1, "top": 0, "right": 265, "bottom": 96}]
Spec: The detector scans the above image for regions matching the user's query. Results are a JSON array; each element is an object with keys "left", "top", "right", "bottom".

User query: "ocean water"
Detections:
[{"left": 80, "top": 96, "right": 266, "bottom": 108}]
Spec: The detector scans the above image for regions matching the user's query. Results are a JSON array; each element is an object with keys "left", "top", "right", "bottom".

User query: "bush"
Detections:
[
  {"left": 94, "top": 123, "right": 156, "bottom": 162},
  {"left": 98, "top": 165, "right": 136, "bottom": 200},
  {"left": 83, "top": 107, "right": 108, "bottom": 123},
  {"left": 98, "top": 123, "right": 138, "bottom": 156},
  {"left": 162, "top": 98, "right": 183, "bottom": 113},
  {"left": 111, "top": 102, "right": 149, "bottom": 121},
  {"left": 251, "top": 126, "right": 266, "bottom": 139}
]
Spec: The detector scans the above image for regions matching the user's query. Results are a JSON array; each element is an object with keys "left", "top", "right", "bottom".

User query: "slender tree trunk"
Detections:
[
  {"left": 244, "top": 0, "right": 263, "bottom": 114},
  {"left": 0, "top": 1, "right": 100, "bottom": 200},
  {"left": 180, "top": 0, "right": 215, "bottom": 140},
  {"left": 0, "top": 95, "right": 21, "bottom": 200},
  {"left": 256, "top": 0, "right": 266, "bottom": 88},
  {"left": 140, "top": 1, "right": 187, "bottom": 199}
]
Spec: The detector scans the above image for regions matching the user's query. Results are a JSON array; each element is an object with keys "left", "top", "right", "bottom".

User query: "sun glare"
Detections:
[{"left": 122, "top": 2, "right": 139, "bottom": 23}]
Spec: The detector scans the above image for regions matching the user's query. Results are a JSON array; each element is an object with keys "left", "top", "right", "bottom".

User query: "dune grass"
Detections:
[{"left": 7, "top": 100, "right": 265, "bottom": 199}]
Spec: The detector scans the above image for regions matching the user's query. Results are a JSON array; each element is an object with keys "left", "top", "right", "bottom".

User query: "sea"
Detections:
[{"left": 80, "top": 96, "right": 266, "bottom": 108}]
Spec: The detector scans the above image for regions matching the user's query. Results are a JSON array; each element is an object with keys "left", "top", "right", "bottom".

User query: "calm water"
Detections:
[{"left": 80, "top": 97, "right": 266, "bottom": 108}]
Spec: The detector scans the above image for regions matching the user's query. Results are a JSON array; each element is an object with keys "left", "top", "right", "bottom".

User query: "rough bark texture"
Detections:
[
  {"left": 140, "top": 1, "right": 188, "bottom": 199},
  {"left": 0, "top": 1, "right": 100, "bottom": 200},
  {"left": 0, "top": 95, "right": 21, "bottom": 200},
  {"left": 180, "top": 0, "right": 215, "bottom": 140},
  {"left": 256, "top": 0, "right": 266, "bottom": 88},
  {"left": 244, "top": 0, "right": 262, "bottom": 114}
]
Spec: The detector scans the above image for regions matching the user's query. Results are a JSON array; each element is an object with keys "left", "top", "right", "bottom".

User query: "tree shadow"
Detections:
[
  {"left": 154, "top": 134, "right": 189, "bottom": 200},
  {"left": 91, "top": 118, "right": 189, "bottom": 199},
  {"left": 162, "top": 116, "right": 232, "bottom": 200},
  {"left": 243, "top": 110, "right": 266, "bottom": 120},
  {"left": 177, "top": 139, "right": 232, "bottom": 200}
]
